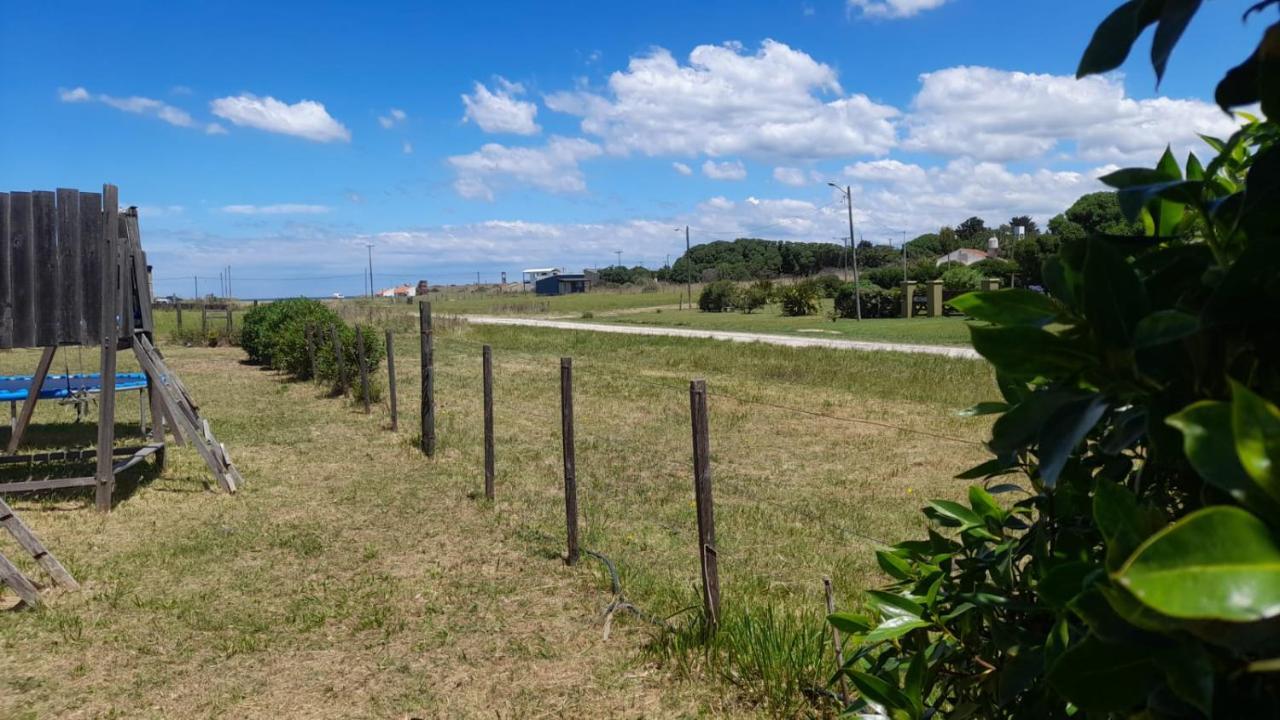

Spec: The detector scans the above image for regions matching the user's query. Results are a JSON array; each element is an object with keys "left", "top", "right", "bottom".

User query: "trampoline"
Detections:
[{"left": 0, "top": 373, "right": 149, "bottom": 402}]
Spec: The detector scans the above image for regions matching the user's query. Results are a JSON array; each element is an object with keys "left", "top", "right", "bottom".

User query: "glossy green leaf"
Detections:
[
  {"left": 863, "top": 616, "right": 932, "bottom": 645},
  {"left": 1232, "top": 381, "right": 1280, "bottom": 490},
  {"left": 1037, "top": 394, "right": 1109, "bottom": 488},
  {"left": 1083, "top": 238, "right": 1147, "bottom": 347},
  {"left": 926, "top": 500, "right": 983, "bottom": 529},
  {"left": 1186, "top": 151, "right": 1205, "bottom": 180},
  {"left": 877, "top": 549, "right": 914, "bottom": 581},
  {"left": 1134, "top": 309, "right": 1199, "bottom": 348},
  {"left": 1116, "top": 505, "right": 1280, "bottom": 621},
  {"left": 865, "top": 589, "right": 924, "bottom": 619},
  {"left": 1077, "top": 0, "right": 1162, "bottom": 78},
  {"left": 969, "top": 325, "right": 1092, "bottom": 378},
  {"left": 1094, "top": 478, "right": 1166, "bottom": 572},
  {"left": 1099, "top": 166, "right": 1170, "bottom": 189},
  {"left": 828, "top": 611, "right": 872, "bottom": 635},
  {"left": 1168, "top": 401, "right": 1280, "bottom": 517},
  {"left": 967, "top": 485, "right": 1005, "bottom": 524},
  {"left": 847, "top": 670, "right": 916, "bottom": 718},
  {"left": 949, "top": 289, "right": 1060, "bottom": 327},
  {"left": 1048, "top": 633, "right": 1162, "bottom": 711},
  {"left": 903, "top": 652, "right": 926, "bottom": 718},
  {"left": 1151, "top": 0, "right": 1202, "bottom": 83}
]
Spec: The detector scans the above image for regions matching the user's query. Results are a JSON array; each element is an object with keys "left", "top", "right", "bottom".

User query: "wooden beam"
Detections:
[
  {"left": 0, "top": 549, "right": 40, "bottom": 607},
  {"left": 95, "top": 184, "right": 119, "bottom": 512},
  {"left": 0, "top": 497, "right": 78, "bottom": 590},
  {"left": 5, "top": 346, "right": 56, "bottom": 454},
  {"left": 0, "top": 477, "right": 98, "bottom": 493}
]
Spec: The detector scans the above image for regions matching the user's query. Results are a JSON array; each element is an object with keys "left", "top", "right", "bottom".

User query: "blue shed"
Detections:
[{"left": 534, "top": 273, "right": 590, "bottom": 296}]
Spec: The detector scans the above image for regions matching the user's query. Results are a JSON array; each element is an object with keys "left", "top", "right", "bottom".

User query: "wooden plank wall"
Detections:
[{"left": 0, "top": 185, "right": 133, "bottom": 349}]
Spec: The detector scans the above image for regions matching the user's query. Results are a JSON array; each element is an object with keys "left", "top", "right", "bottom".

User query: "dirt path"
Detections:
[{"left": 461, "top": 315, "right": 981, "bottom": 359}]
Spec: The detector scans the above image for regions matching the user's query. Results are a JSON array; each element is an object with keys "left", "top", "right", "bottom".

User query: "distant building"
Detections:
[
  {"left": 522, "top": 267, "right": 563, "bottom": 291},
  {"left": 534, "top": 273, "right": 590, "bottom": 296},
  {"left": 935, "top": 248, "right": 990, "bottom": 267},
  {"left": 376, "top": 283, "right": 416, "bottom": 298}
]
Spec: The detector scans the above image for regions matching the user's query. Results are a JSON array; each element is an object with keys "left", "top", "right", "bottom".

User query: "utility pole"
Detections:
[
  {"left": 685, "top": 226, "right": 691, "bottom": 309},
  {"left": 614, "top": 250, "right": 622, "bottom": 267},
  {"left": 829, "top": 183, "right": 861, "bottom": 320},
  {"left": 226, "top": 265, "right": 232, "bottom": 299},
  {"left": 901, "top": 231, "right": 908, "bottom": 284},
  {"left": 193, "top": 275, "right": 198, "bottom": 300},
  {"left": 476, "top": 271, "right": 482, "bottom": 286},
  {"left": 365, "top": 243, "right": 374, "bottom": 298}
]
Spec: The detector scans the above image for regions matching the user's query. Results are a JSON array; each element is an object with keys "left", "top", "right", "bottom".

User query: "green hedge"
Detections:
[{"left": 240, "top": 299, "right": 383, "bottom": 390}]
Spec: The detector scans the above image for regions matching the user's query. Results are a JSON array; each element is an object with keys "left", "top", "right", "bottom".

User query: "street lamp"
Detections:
[{"left": 828, "top": 183, "right": 862, "bottom": 320}]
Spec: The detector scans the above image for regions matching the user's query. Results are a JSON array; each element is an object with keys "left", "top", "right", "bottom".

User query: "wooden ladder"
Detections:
[
  {"left": 0, "top": 497, "right": 78, "bottom": 608},
  {"left": 132, "top": 334, "right": 242, "bottom": 494}
]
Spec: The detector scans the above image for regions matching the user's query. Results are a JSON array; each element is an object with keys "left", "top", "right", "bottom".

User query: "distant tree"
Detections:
[
  {"left": 1048, "top": 191, "right": 1142, "bottom": 241},
  {"left": 938, "top": 226, "right": 958, "bottom": 254},
  {"left": 1009, "top": 215, "right": 1039, "bottom": 235},
  {"left": 954, "top": 216, "right": 988, "bottom": 244}
]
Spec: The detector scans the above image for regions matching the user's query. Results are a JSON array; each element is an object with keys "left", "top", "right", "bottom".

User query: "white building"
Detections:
[
  {"left": 935, "top": 248, "right": 991, "bottom": 267},
  {"left": 521, "top": 267, "right": 563, "bottom": 291}
]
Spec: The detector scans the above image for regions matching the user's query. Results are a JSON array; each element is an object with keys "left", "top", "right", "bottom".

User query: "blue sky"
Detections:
[{"left": 0, "top": 0, "right": 1261, "bottom": 298}]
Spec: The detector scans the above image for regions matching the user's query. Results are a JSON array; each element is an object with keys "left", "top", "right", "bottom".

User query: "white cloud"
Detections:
[
  {"left": 904, "top": 67, "right": 1239, "bottom": 163},
  {"left": 848, "top": 0, "right": 950, "bottom": 18},
  {"left": 402, "top": 140, "right": 414, "bottom": 154},
  {"left": 843, "top": 157, "right": 1109, "bottom": 235},
  {"left": 462, "top": 77, "right": 540, "bottom": 135},
  {"left": 133, "top": 205, "right": 185, "bottom": 218},
  {"left": 672, "top": 161, "right": 693, "bottom": 176},
  {"left": 703, "top": 159, "right": 747, "bottom": 180},
  {"left": 210, "top": 94, "right": 351, "bottom": 143},
  {"left": 59, "top": 86, "right": 223, "bottom": 134},
  {"left": 221, "top": 204, "right": 331, "bottom": 215},
  {"left": 772, "top": 166, "right": 816, "bottom": 186},
  {"left": 378, "top": 108, "right": 407, "bottom": 129},
  {"left": 447, "top": 136, "right": 603, "bottom": 200},
  {"left": 545, "top": 39, "right": 898, "bottom": 160}
]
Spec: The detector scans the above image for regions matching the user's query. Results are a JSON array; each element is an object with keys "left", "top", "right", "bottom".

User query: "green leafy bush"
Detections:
[
  {"left": 778, "top": 283, "right": 819, "bottom": 317},
  {"left": 939, "top": 264, "right": 983, "bottom": 292},
  {"left": 811, "top": 273, "right": 846, "bottom": 298},
  {"left": 738, "top": 285, "right": 770, "bottom": 314},
  {"left": 314, "top": 324, "right": 385, "bottom": 394},
  {"left": 834, "top": 6, "right": 1280, "bottom": 718},
  {"left": 699, "top": 280, "right": 740, "bottom": 312},
  {"left": 241, "top": 298, "right": 383, "bottom": 390},
  {"left": 834, "top": 284, "right": 900, "bottom": 319}
]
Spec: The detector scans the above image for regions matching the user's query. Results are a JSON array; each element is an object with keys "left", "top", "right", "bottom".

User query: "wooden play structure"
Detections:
[{"left": 1, "top": 184, "right": 242, "bottom": 603}]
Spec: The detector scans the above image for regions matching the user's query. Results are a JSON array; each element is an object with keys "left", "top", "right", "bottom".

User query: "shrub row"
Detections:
[{"left": 241, "top": 298, "right": 384, "bottom": 394}]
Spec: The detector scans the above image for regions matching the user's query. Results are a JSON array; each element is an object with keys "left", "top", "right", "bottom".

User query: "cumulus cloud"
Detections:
[
  {"left": 378, "top": 108, "right": 407, "bottom": 128},
  {"left": 210, "top": 94, "right": 351, "bottom": 142},
  {"left": 672, "top": 161, "right": 693, "bottom": 176},
  {"left": 843, "top": 157, "right": 1110, "bottom": 235},
  {"left": 447, "top": 136, "right": 603, "bottom": 200},
  {"left": 703, "top": 159, "right": 747, "bottom": 180},
  {"left": 848, "top": 0, "right": 950, "bottom": 19},
  {"left": 462, "top": 77, "right": 540, "bottom": 135},
  {"left": 904, "top": 67, "right": 1239, "bottom": 163},
  {"left": 59, "top": 86, "right": 224, "bottom": 134},
  {"left": 545, "top": 39, "right": 898, "bottom": 160},
  {"left": 221, "top": 204, "right": 331, "bottom": 215},
  {"left": 772, "top": 166, "right": 815, "bottom": 186}
]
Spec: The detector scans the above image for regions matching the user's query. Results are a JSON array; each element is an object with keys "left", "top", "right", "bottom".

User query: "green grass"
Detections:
[
  {"left": 0, "top": 320, "right": 999, "bottom": 717},
  {"left": 582, "top": 301, "right": 972, "bottom": 346},
  {"left": 425, "top": 285, "right": 691, "bottom": 315}
]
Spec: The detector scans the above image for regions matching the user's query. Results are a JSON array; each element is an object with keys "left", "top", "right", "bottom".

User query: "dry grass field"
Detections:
[{"left": 0, "top": 314, "right": 997, "bottom": 718}]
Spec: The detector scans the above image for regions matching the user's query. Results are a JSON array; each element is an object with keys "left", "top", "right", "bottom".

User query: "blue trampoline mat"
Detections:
[{"left": 0, "top": 373, "right": 149, "bottom": 402}]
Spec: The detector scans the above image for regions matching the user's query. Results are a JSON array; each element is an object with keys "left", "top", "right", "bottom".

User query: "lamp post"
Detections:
[{"left": 828, "top": 183, "right": 861, "bottom": 320}]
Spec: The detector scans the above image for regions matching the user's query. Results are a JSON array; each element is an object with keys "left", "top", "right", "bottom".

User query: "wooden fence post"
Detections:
[
  {"left": 331, "top": 324, "right": 344, "bottom": 394},
  {"left": 825, "top": 577, "right": 850, "bottom": 704},
  {"left": 305, "top": 323, "right": 318, "bottom": 380},
  {"left": 483, "top": 345, "right": 495, "bottom": 501},
  {"left": 201, "top": 303, "right": 208, "bottom": 335},
  {"left": 560, "top": 357, "right": 579, "bottom": 565},
  {"left": 386, "top": 330, "right": 398, "bottom": 431},
  {"left": 356, "top": 326, "right": 371, "bottom": 414},
  {"left": 419, "top": 302, "right": 435, "bottom": 456},
  {"left": 175, "top": 303, "right": 182, "bottom": 330},
  {"left": 689, "top": 379, "right": 719, "bottom": 628},
  {"left": 95, "top": 185, "right": 119, "bottom": 513},
  {"left": 226, "top": 307, "right": 233, "bottom": 333}
]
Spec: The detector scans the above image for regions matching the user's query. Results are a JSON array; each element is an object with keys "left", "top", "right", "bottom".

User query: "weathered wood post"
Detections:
[
  {"left": 386, "top": 330, "right": 398, "bottom": 431},
  {"left": 330, "top": 324, "right": 344, "bottom": 394},
  {"left": 95, "top": 185, "right": 120, "bottom": 512},
  {"left": 419, "top": 302, "right": 435, "bottom": 456},
  {"left": 226, "top": 306, "right": 233, "bottom": 333},
  {"left": 201, "top": 302, "right": 208, "bottom": 335},
  {"left": 560, "top": 357, "right": 579, "bottom": 565},
  {"left": 175, "top": 302, "right": 182, "bottom": 331},
  {"left": 149, "top": 381, "right": 166, "bottom": 471},
  {"left": 356, "top": 326, "right": 371, "bottom": 414},
  {"left": 689, "top": 378, "right": 719, "bottom": 628},
  {"left": 483, "top": 344, "right": 495, "bottom": 501},
  {"left": 824, "top": 577, "right": 850, "bottom": 704},
  {"left": 304, "top": 323, "right": 318, "bottom": 380}
]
